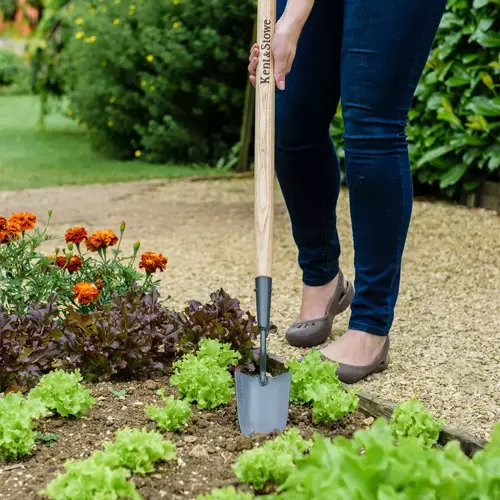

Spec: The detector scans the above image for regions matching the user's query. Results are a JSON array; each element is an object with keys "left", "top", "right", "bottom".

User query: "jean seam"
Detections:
[{"left": 383, "top": 152, "right": 405, "bottom": 332}]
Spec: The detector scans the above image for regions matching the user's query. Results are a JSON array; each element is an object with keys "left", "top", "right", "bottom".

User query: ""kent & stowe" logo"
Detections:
[{"left": 260, "top": 19, "right": 272, "bottom": 84}]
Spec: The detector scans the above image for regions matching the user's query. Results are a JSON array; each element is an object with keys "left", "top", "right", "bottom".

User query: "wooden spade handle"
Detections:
[{"left": 255, "top": 0, "right": 276, "bottom": 278}]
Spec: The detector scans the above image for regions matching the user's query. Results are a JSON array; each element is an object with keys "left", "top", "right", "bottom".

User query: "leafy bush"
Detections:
[
  {"left": 286, "top": 350, "right": 359, "bottom": 424},
  {"left": 391, "top": 398, "right": 443, "bottom": 448},
  {"left": 60, "top": 0, "right": 255, "bottom": 163},
  {"left": 0, "top": 297, "right": 62, "bottom": 392},
  {"left": 146, "top": 389, "right": 192, "bottom": 432},
  {"left": 0, "top": 49, "right": 23, "bottom": 86},
  {"left": 0, "top": 393, "right": 47, "bottom": 461},
  {"left": 0, "top": 0, "right": 18, "bottom": 21},
  {"left": 330, "top": 0, "right": 500, "bottom": 196},
  {"left": 277, "top": 418, "right": 500, "bottom": 499},
  {"left": 233, "top": 429, "right": 312, "bottom": 490},
  {"left": 407, "top": 0, "right": 500, "bottom": 195},
  {"left": 28, "top": 369, "right": 95, "bottom": 417},
  {"left": 171, "top": 339, "right": 240, "bottom": 409},
  {"left": 28, "top": 0, "right": 73, "bottom": 126},
  {"left": 197, "top": 487, "right": 254, "bottom": 500},
  {"left": 40, "top": 451, "right": 141, "bottom": 500},
  {"left": 102, "top": 428, "right": 176, "bottom": 474}
]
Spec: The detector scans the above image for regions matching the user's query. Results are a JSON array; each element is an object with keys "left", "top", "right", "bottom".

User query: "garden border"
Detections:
[
  {"left": 460, "top": 181, "right": 500, "bottom": 212},
  {"left": 262, "top": 351, "right": 487, "bottom": 458}
]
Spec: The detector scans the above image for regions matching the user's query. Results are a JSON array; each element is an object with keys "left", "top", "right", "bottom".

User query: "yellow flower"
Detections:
[
  {"left": 108, "top": 120, "right": 114, "bottom": 127},
  {"left": 172, "top": 21, "right": 181, "bottom": 29},
  {"left": 75, "top": 17, "right": 84, "bottom": 25},
  {"left": 147, "top": 55, "right": 154, "bottom": 63},
  {"left": 135, "top": 150, "right": 142, "bottom": 158},
  {"left": 113, "top": 18, "right": 120, "bottom": 25},
  {"left": 84, "top": 35, "right": 97, "bottom": 43},
  {"left": 141, "top": 80, "right": 147, "bottom": 87},
  {"left": 102, "top": 6, "right": 108, "bottom": 12},
  {"left": 109, "top": 96, "right": 116, "bottom": 103},
  {"left": 173, "top": 0, "right": 180, "bottom": 4},
  {"left": 75, "top": 31, "right": 84, "bottom": 39}
]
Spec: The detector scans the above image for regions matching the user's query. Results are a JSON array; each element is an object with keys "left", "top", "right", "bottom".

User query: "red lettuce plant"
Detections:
[
  {"left": 174, "top": 288, "right": 259, "bottom": 372},
  {"left": 58, "top": 287, "right": 178, "bottom": 381},
  {"left": 0, "top": 296, "right": 62, "bottom": 392}
]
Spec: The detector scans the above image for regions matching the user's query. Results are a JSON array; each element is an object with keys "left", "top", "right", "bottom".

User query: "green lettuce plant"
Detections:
[
  {"left": 391, "top": 398, "right": 443, "bottom": 448},
  {"left": 286, "top": 350, "right": 359, "bottom": 423},
  {"left": 233, "top": 428, "right": 312, "bottom": 490},
  {"left": 40, "top": 451, "right": 142, "bottom": 500},
  {"left": 145, "top": 390, "right": 192, "bottom": 432},
  {"left": 0, "top": 392, "right": 47, "bottom": 461},
  {"left": 28, "top": 369, "right": 95, "bottom": 417},
  {"left": 307, "top": 383, "right": 360, "bottom": 425},
  {"left": 278, "top": 418, "right": 500, "bottom": 499},
  {"left": 171, "top": 339, "right": 240, "bottom": 409},
  {"left": 197, "top": 487, "right": 254, "bottom": 499},
  {"left": 102, "top": 428, "right": 176, "bottom": 474}
]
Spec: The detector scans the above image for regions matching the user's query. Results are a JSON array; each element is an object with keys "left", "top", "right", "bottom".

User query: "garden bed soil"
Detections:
[{"left": 0, "top": 376, "right": 369, "bottom": 500}]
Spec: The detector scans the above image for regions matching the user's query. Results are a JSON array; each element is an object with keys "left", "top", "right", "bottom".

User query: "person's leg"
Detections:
[
  {"left": 275, "top": 0, "right": 344, "bottom": 321},
  {"left": 321, "top": 0, "right": 447, "bottom": 366}
]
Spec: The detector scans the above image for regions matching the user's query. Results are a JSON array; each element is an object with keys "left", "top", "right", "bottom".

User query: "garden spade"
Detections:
[{"left": 235, "top": 0, "right": 292, "bottom": 436}]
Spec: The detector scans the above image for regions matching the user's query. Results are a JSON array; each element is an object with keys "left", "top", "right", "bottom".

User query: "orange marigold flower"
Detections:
[
  {"left": 72, "top": 282, "right": 100, "bottom": 304},
  {"left": 139, "top": 252, "right": 168, "bottom": 273},
  {"left": 53, "top": 255, "right": 68, "bottom": 268},
  {"left": 65, "top": 226, "right": 88, "bottom": 245},
  {"left": 0, "top": 221, "right": 22, "bottom": 243},
  {"left": 8, "top": 212, "right": 36, "bottom": 232},
  {"left": 66, "top": 255, "right": 83, "bottom": 273},
  {"left": 50, "top": 255, "right": 82, "bottom": 273},
  {"left": 85, "top": 230, "right": 118, "bottom": 252},
  {"left": 0, "top": 216, "right": 6, "bottom": 230}
]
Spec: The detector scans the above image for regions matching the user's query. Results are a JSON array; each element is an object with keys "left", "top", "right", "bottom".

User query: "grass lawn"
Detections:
[{"left": 0, "top": 95, "right": 215, "bottom": 191}]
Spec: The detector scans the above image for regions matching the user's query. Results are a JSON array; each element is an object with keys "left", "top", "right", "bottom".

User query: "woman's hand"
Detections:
[{"left": 248, "top": 17, "right": 302, "bottom": 91}]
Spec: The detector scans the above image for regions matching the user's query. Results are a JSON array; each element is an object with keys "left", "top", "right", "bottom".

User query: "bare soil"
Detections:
[{"left": 0, "top": 375, "right": 367, "bottom": 500}]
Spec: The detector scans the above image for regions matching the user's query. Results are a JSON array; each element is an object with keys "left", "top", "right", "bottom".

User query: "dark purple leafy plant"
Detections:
[
  {"left": 0, "top": 295, "right": 62, "bottom": 392},
  {"left": 58, "top": 286, "right": 178, "bottom": 381},
  {"left": 174, "top": 288, "right": 260, "bottom": 372}
]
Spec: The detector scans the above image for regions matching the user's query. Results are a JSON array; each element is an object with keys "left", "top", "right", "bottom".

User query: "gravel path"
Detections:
[{"left": 2, "top": 178, "right": 499, "bottom": 440}]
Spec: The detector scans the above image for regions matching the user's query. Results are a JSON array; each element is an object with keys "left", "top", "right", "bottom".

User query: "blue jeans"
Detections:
[{"left": 275, "top": 0, "right": 446, "bottom": 336}]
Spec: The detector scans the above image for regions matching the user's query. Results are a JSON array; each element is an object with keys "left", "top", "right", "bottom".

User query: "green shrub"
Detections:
[
  {"left": 331, "top": 0, "right": 499, "bottom": 196},
  {"left": 60, "top": 0, "right": 255, "bottom": 163},
  {"left": 0, "top": 49, "right": 24, "bottom": 87},
  {"left": 407, "top": 0, "right": 500, "bottom": 195},
  {"left": 28, "top": 0, "right": 73, "bottom": 125},
  {"left": 0, "top": 0, "right": 18, "bottom": 21}
]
